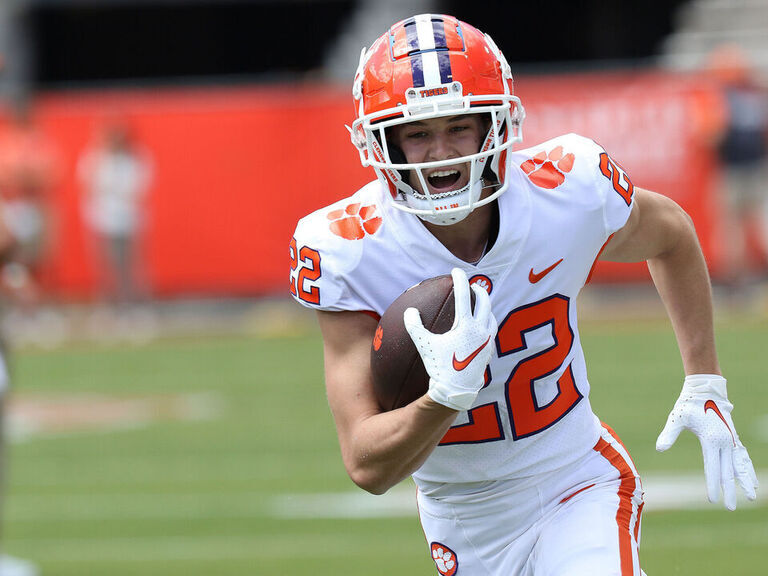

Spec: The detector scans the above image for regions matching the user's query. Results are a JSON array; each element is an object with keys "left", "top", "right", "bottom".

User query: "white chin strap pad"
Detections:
[{"left": 402, "top": 178, "right": 483, "bottom": 226}]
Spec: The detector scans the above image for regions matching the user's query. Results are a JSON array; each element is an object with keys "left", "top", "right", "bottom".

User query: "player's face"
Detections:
[{"left": 389, "top": 115, "right": 486, "bottom": 196}]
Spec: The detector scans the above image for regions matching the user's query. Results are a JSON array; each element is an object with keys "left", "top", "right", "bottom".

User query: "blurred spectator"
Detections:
[
  {"left": 0, "top": 201, "right": 39, "bottom": 576},
  {"left": 707, "top": 45, "right": 768, "bottom": 292},
  {"left": 0, "top": 99, "right": 59, "bottom": 311},
  {"left": 0, "top": 102, "right": 48, "bottom": 571},
  {"left": 78, "top": 118, "right": 153, "bottom": 306}
]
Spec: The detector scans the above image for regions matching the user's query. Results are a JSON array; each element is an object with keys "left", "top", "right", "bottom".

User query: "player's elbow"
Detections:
[
  {"left": 347, "top": 463, "right": 397, "bottom": 495},
  {"left": 348, "top": 469, "right": 390, "bottom": 495},
  {"left": 356, "top": 479, "right": 390, "bottom": 496}
]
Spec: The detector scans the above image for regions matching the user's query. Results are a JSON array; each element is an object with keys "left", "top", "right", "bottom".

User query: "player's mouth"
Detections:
[{"left": 426, "top": 168, "right": 465, "bottom": 193}]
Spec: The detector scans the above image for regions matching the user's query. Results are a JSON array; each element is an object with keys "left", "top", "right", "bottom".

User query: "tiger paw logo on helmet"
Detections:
[
  {"left": 521, "top": 145, "right": 575, "bottom": 189},
  {"left": 430, "top": 542, "right": 458, "bottom": 576},
  {"left": 327, "top": 203, "right": 382, "bottom": 240}
]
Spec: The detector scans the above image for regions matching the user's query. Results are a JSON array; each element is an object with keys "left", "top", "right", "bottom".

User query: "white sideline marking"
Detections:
[
  {"left": 270, "top": 472, "right": 768, "bottom": 518},
  {"left": 7, "top": 392, "right": 223, "bottom": 442},
  {"left": 8, "top": 475, "right": 764, "bottom": 523}
]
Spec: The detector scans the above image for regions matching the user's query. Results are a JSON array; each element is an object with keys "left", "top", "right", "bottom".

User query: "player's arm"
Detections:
[
  {"left": 600, "top": 187, "right": 757, "bottom": 509},
  {"left": 599, "top": 187, "right": 718, "bottom": 374},
  {"left": 317, "top": 309, "right": 458, "bottom": 495}
]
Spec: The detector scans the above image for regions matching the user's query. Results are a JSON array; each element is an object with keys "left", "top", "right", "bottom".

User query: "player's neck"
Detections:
[{"left": 422, "top": 201, "right": 498, "bottom": 264}]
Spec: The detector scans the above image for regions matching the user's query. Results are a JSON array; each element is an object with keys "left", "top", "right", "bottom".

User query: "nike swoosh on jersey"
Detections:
[
  {"left": 452, "top": 336, "right": 492, "bottom": 371},
  {"left": 529, "top": 258, "right": 563, "bottom": 283},
  {"left": 704, "top": 399, "right": 736, "bottom": 446}
]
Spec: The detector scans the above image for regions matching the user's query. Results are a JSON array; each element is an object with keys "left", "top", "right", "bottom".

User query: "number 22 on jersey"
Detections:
[
  {"left": 289, "top": 237, "right": 321, "bottom": 305},
  {"left": 440, "top": 294, "right": 582, "bottom": 445}
]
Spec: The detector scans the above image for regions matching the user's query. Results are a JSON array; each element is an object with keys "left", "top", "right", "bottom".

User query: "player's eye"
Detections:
[{"left": 449, "top": 124, "right": 471, "bottom": 133}]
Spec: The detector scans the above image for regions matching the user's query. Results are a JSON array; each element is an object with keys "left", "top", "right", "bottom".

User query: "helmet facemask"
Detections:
[{"left": 352, "top": 97, "right": 524, "bottom": 225}]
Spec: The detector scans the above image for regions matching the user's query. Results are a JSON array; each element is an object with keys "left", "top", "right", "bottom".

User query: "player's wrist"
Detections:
[
  {"left": 427, "top": 382, "right": 477, "bottom": 412},
  {"left": 419, "top": 391, "right": 461, "bottom": 414},
  {"left": 682, "top": 374, "right": 728, "bottom": 398},
  {"left": 684, "top": 373, "right": 725, "bottom": 383}
]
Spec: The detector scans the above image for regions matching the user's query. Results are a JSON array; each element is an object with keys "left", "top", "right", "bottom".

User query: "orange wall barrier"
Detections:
[
  {"left": 29, "top": 85, "right": 371, "bottom": 298},
  {"left": 6, "top": 72, "right": 725, "bottom": 299},
  {"left": 517, "top": 71, "right": 725, "bottom": 282}
]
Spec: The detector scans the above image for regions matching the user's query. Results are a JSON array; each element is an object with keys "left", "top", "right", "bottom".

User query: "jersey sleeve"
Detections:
[
  {"left": 587, "top": 138, "right": 635, "bottom": 237},
  {"left": 289, "top": 213, "right": 358, "bottom": 312},
  {"left": 289, "top": 184, "right": 386, "bottom": 313},
  {"left": 540, "top": 133, "right": 635, "bottom": 243}
]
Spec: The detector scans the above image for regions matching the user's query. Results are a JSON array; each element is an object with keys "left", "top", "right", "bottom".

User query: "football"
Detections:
[{"left": 370, "top": 274, "right": 475, "bottom": 411}]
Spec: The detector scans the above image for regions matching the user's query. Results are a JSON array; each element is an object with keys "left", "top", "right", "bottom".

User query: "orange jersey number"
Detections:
[
  {"left": 599, "top": 152, "right": 634, "bottom": 206},
  {"left": 289, "top": 237, "right": 321, "bottom": 305},
  {"left": 499, "top": 295, "right": 582, "bottom": 439},
  {"left": 439, "top": 294, "right": 582, "bottom": 445}
]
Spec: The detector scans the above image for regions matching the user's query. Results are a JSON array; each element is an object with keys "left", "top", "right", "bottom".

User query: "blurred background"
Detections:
[{"left": 0, "top": 1, "right": 766, "bottom": 575}]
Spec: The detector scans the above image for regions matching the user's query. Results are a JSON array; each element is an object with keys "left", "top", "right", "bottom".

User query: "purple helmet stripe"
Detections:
[
  {"left": 432, "top": 17, "right": 452, "bottom": 84},
  {"left": 404, "top": 18, "right": 420, "bottom": 54},
  {"left": 431, "top": 17, "right": 447, "bottom": 50},
  {"left": 410, "top": 54, "right": 425, "bottom": 87},
  {"left": 437, "top": 52, "right": 452, "bottom": 84},
  {"left": 403, "top": 18, "right": 425, "bottom": 87}
]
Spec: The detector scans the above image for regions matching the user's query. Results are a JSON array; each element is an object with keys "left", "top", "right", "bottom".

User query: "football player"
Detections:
[{"left": 289, "top": 14, "right": 757, "bottom": 575}]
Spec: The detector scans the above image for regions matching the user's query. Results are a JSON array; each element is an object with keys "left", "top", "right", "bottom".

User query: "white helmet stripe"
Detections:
[
  {"left": 414, "top": 14, "right": 436, "bottom": 50},
  {"left": 415, "top": 15, "right": 442, "bottom": 87}
]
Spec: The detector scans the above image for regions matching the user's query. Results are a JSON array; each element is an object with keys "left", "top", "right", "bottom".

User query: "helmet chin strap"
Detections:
[{"left": 403, "top": 176, "right": 484, "bottom": 226}]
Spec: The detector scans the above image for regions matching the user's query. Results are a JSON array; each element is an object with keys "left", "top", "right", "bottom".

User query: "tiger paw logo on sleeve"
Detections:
[
  {"left": 327, "top": 203, "right": 382, "bottom": 240},
  {"left": 521, "top": 145, "right": 575, "bottom": 189},
  {"left": 430, "top": 542, "right": 458, "bottom": 576}
]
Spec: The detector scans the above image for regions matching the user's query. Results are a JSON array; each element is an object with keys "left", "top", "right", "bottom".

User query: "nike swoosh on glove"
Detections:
[
  {"left": 656, "top": 374, "right": 758, "bottom": 510},
  {"left": 404, "top": 268, "right": 497, "bottom": 412}
]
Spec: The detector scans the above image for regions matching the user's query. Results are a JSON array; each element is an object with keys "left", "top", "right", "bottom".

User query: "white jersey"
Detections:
[{"left": 290, "top": 133, "right": 635, "bottom": 494}]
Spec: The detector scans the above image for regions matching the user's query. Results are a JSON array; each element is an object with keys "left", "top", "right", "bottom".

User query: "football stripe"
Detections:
[
  {"left": 437, "top": 52, "right": 452, "bottom": 84},
  {"left": 415, "top": 15, "right": 442, "bottom": 87},
  {"left": 431, "top": 17, "right": 447, "bottom": 49},
  {"left": 404, "top": 18, "right": 425, "bottom": 87},
  {"left": 432, "top": 17, "right": 453, "bottom": 84},
  {"left": 410, "top": 54, "right": 425, "bottom": 87},
  {"left": 594, "top": 425, "right": 643, "bottom": 576},
  {"left": 404, "top": 17, "right": 420, "bottom": 52}
]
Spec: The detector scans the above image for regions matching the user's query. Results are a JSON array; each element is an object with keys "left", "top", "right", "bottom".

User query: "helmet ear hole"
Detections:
[
  {"left": 382, "top": 128, "right": 410, "bottom": 185},
  {"left": 481, "top": 162, "right": 496, "bottom": 183},
  {"left": 481, "top": 114, "right": 506, "bottom": 183},
  {"left": 481, "top": 113, "right": 492, "bottom": 133}
]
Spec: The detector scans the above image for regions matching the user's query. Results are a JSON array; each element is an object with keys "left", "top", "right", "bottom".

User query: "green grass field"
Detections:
[{"left": 3, "top": 309, "right": 766, "bottom": 575}]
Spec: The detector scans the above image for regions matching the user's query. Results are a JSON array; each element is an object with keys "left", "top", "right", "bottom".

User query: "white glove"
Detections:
[
  {"left": 404, "top": 268, "right": 497, "bottom": 411},
  {"left": 656, "top": 374, "right": 758, "bottom": 510}
]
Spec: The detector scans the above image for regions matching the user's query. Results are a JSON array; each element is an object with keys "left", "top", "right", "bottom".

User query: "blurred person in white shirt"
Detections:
[{"left": 78, "top": 118, "right": 153, "bottom": 306}]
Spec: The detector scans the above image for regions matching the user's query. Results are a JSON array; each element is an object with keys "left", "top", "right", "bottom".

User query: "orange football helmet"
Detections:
[{"left": 349, "top": 14, "right": 525, "bottom": 225}]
